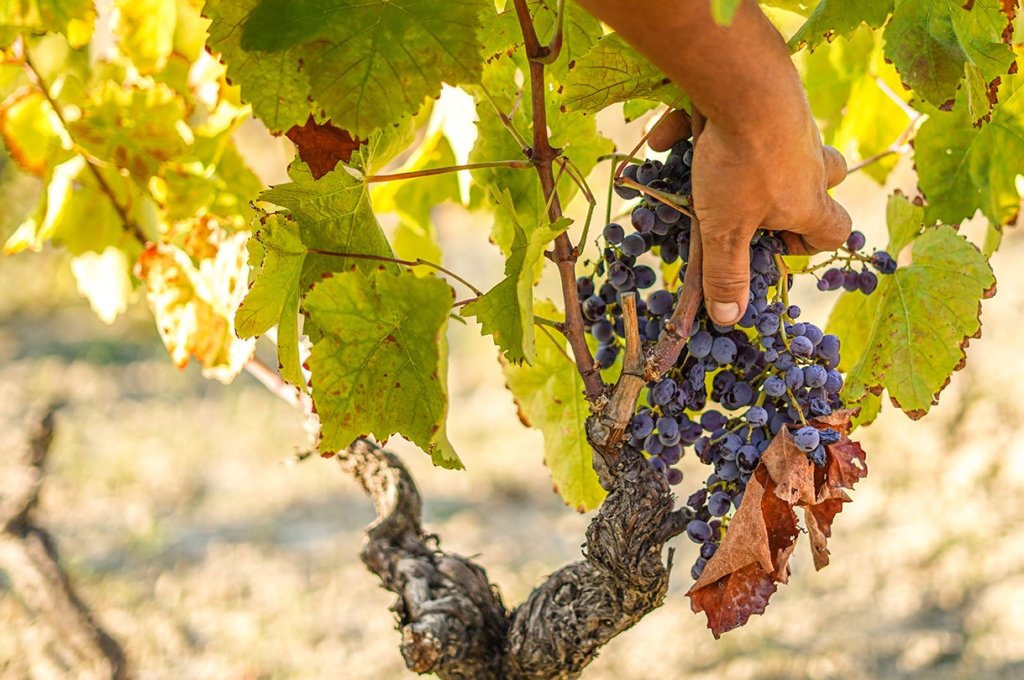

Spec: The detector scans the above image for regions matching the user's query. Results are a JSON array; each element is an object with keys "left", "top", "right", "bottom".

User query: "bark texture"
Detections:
[
  {"left": 0, "top": 407, "right": 129, "bottom": 680},
  {"left": 338, "top": 439, "right": 691, "bottom": 680}
]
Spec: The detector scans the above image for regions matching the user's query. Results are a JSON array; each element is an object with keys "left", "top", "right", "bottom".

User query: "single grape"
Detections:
[
  {"left": 722, "top": 433, "right": 743, "bottom": 454},
  {"left": 595, "top": 345, "right": 618, "bottom": 367},
  {"left": 686, "top": 520, "right": 713, "bottom": 544},
  {"left": 643, "top": 290, "right": 673, "bottom": 317},
  {"left": 661, "top": 444, "right": 682, "bottom": 465},
  {"left": 858, "top": 270, "right": 878, "bottom": 294},
  {"left": 846, "top": 230, "right": 866, "bottom": 251},
  {"left": 701, "top": 410, "right": 727, "bottom": 432},
  {"left": 708, "top": 491, "right": 732, "bottom": 516},
  {"left": 577, "top": 276, "right": 595, "bottom": 299},
  {"left": 711, "top": 336, "right": 738, "bottom": 364},
  {"left": 688, "top": 330, "right": 713, "bottom": 358},
  {"left": 700, "top": 542, "right": 718, "bottom": 560},
  {"left": 622, "top": 164, "right": 639, "bottom": 182},
  {"left": 822, "top": 268, "right": 845, "bottom": 291},
  {"left": 738, "top": 445, "right": 760, "bottom": 471},
  {"left": 790, "top": 335, "right": 814, "bottom": 358},
  {"left": 644, "top": 319, "right": 662, "bottom": 341},
  {"left": 842, "top": 270, "right": 859, "bottom": 292},
  {"left": 808, "top": 398, "right": 832, "bottom": 417},
  {"left": 636, "top": 161, "right": 659, "bottom": 185},
  {"left": 656, "top": 203, "right": 681, "bottom": 224},
  {"left": 870, "top": 250, "right": 898, "bottom": 274},
  {"left": 649, "top": 456, "right": 667, "bottom": 473},
  {"left": 771, "top": 301, "right": 786, "bottom": 315},
  {"left": 621, "top": 233, "right": 647, "bottom": 257},
  {"left": 650, "top": 378, "right": 677, "bottom": 405},
  {"left": 809, "top": 444, "right": 827, "bottom": 467},
  {"left": 644, "top": 433, "right": 664, "bottom": 456},
  {"left": 581, "top": 295, "right": 606, "bottom": 321},
  {"left": 803, "top": 324, "right": 823, "bottom": 346},
  {"left": 785, "top": 366, "right": 804, "bottom": 390},
  {"left": 592, "top": 319, "right": 614, "bottom": 343},
  {"left": 764, "top": 375, "right": 787, "bottom": 397},
  {"left": 718, "top": 460, "right": 740, "bottom": 482},
  {"left": 787, "top": 305, "right": 801, "bottom": 319},
  {"left": 746, "top": 406, "right": 768, "bottom": 427},
  {"left": 666, "top": 468, "right": 683, "bottom": 485},
  {"left": 608, "top": 261, "right": 631, "bottom": 287},
  {"left": 819, "top": 428, "right": 841, "bottom": 446},
  {"left": 755, "top": 311, "right": 780, "bottom": 336},
  {"left": 632, "top": 206, "right": 655, "bottom": 233},
  {"left": 631, "top": 412, "right": 655, "bottom": 438},
  {"left": 603, "top": 222, "right": 625, "bottom": 245},
  {"left": 634, "top": 265, "right": 657, "bottom": 289},
  {"left": 690, "top": 557, "right": 707, "bottom": 580},
  {"left": 817, "top": 278, "right": 830, "bottom": 292},
  {"left": 817, "top": 334, "right": 841, "bottom": 360},
  {"left": 614, "top": 183, "right": 641, "bottom": 200},
  {"left": 773, "top": 351, "right": 796, "bottom": 371},
  {"left": 793, "top": 426, "right": 820, "bottom": 453},
  {"left": 751, "top": 248, "right": 773, "bottom": 274},
  {"left": 824, "top": 369, "right": 843, "bottom": 394},
  {"left": 657, "top": 416, "right": 680, "bottom": 439}
]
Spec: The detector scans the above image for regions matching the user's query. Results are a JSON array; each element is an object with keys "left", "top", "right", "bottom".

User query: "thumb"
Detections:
[{"left": 700, "top": 221, "right": 755, "bottom": 326}]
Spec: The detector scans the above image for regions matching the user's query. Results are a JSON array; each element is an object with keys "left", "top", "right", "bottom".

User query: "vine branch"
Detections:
[
  {"left": 22, "top": 49, "right": 148, "bottom": 246},
  {"left": 305, "top": 250, "right": 484, "bottom": 296},
  {"left": 364, "top": 160, "right": 533, "bottom": 184}
]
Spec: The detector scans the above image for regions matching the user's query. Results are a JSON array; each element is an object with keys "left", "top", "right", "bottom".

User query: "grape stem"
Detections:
[
  {"left": 22, "top": 49, "right": 148, "bottom": 246},
  {"left": 477, "top": 82, "right": 533, "bottom": 153},
  {"left": 614, "top": 95, "right": 686, "bottom": 178},
  {"left": 532, "top": 0, "right": 566, "bottom": 65},
  {"left": 304, "top": 250, "right": 484, "bottom": 296},
  {"left": 557, "top": 155, "right": 597, "bottom": 255},
  {"left": 534, "top": 315, "right": 566, "bottom": 332},
  {"left": 512, "top": 0, "right": 603, "bottom": 402},
  {"left": 364, "top": 160, "right": 534, "bottom": 183},
  {"left": 616, "top": 177, "right": 698, "bottom": 220}
]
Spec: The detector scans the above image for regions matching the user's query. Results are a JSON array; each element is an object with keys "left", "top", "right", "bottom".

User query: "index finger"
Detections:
[{"left": 647, "top": 110, "right": 692, "bottom": 152}]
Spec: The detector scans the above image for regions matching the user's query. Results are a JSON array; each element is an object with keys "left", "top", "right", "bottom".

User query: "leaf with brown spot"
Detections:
[{"left": 285, "top": 117, "right": 365, "bottom": 180}]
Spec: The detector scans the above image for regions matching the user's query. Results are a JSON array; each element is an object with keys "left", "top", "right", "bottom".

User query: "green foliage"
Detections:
[
  {"left": 788, "top": 0, "right": 892, "bottom": 51},
  {"left": 561, "top": 33, "right": 684, "bottom": 114},
  {"left": 236, "top": 162, "right": 395, "bottom": 382},
  {"left": 915, "top": 72, "right": 1024, "bottom": 226},
  {"left": 305, "top": 268, "right": 461, "bottom": 468},
  {"left": 462, "top": 189, "right": 570, "bottom": 364},
  {"left": 207, "top": 0, "right": 491, "bottom": 137},
  {"left": 883, "top": 0, "right": 1013, "bottom": 117},
  {"left": 503, "top": 300, "right": 607, "bottom": 511},
  {"left": 0, "top": 0, "right": 96, "bottom": 48},
  {"left": 827, "top": 195, "right": 995, "bottom": 419}
]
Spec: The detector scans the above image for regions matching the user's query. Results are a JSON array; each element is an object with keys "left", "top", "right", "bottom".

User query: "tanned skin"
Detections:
[{"left": 574, "top": 0, "right": 852, "bottom": 324}]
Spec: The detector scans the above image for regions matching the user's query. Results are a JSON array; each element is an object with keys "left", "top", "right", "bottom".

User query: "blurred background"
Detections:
[{"left": 3, "top": 9, "right": 1024, "bottom": 680}]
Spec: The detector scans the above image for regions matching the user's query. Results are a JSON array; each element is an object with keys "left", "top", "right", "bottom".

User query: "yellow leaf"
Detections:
[
  {"left": 70, "top": 247, "right": 134, "bottom": 324},
  {"left": 112, "top": 0, "right": 176, "bottom": 75},
  {"left": 136, "top": 237, "right": 255, "bottom": 383}
]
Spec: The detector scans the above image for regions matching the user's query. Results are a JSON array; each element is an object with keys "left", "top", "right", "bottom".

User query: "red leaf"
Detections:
[
  {"left": 687, "top": 412, "right": 869, "bottom": 636},
  {"left": 285, "top": 116, "right": 365, "bottom": 180},
  {"left": 688, "top": 562, "right": 778, "bottom": 639}
]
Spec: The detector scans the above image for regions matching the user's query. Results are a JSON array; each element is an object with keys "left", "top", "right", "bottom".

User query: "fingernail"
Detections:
[{"left": 709, "top": 301, "right": 741, "bottom": 325}]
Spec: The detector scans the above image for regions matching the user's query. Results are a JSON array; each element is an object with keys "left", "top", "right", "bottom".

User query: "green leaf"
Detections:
[
  {"left": 219, "top": 0, "right": 490, "bottom": 137},
  {"left": 712, "top": 0, "right": 743, "bottom": 25},
  {"left": 112, "top": 0, "right": 176, "bottom": 75},
  {"left": 883, "top": 0, "right": 1014, "bottom": 114},
  {"left": 480, "top": 0, "right": 604, "bottom": 86},
  {"left": 789, "top": 0, "right": 892, "bottom": 52},
  {"left": 204, "top": 0, "right": 311, "bottom": 132},
  {"left": 392, "top": 221, "right": 443, "bottom": 277},
  {"left": 304, "top": 268, "right": 461, "bottom": 468},
  {"left": 0, "top": 0, "right": 96, "bottom": 48},
  {"left": 235, "top": 162, "right": 395, "bottom": 386},
  {"left": 503, "top": 299, "right": 605, "bottom": 511},
  {"left": 462, "top": 189, "right": 569, "bottom": 364},
  {"left": 802, "top": 27, "right": 910, "bottom": 184},
  {"left": 827, "top": 199, "right": 994, "bottom": 419},
  {"left": 915, "top": 72, "right": 1024, "bottom": 226},
  {"left": 622, "top": 98, "right": 659, "bottom": 123},
  {"left": 560, "top": 33, "right": 684, "bottom": 115},
  {"left": 69, "top": 81, "right": 187, "bottom": 183}
]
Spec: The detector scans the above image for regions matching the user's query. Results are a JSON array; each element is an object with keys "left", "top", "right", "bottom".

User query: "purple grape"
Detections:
[
  {"left": 790, "top": 335, "right": 814, "bottom": 358},
  {"left": 631, "top": 206, "right": 655, "bottom": 233},
  {"left": 746, "top": 406, "right": 768, "bottom": 426},
  {"left": 688, "top": 330, "right": 713, "bottom": 358},
  {"left": 817, "top": 334, "right": 841, "bottom": 360},
  {"left": 666, "top": 468, "right": 683, "bottom": 485},
  {"left": 603, "top": 223, "right": 625, "bottom": 244},
  {"left": 631, "top": 412, "right": 655, "bottom": 438},
  {"left": 764, "top": 375, "right": 787, "bottom": 397},
  {"left": 846, "top": 230, "right": 866, "bottom": 251},
  {"left": 793, "top": 426, "right": 820, "bottom": 453},
  {"left": 870, "top": 250, "right": 897, "bottom": 274},
  {"left": 649, "top": 456, "right": 667, "bottom": 473},
  {"left": 708, "top": 491, "right": 732, "bottom": 516},
  {"left": 647, "top": 289, "right": 674, "bottom": 316},
  {"left": 711, "top": 336, "right": 738, "bottom": 364},
  {"left": 858, "top": 270, "right": 878, "bottom": 294}
]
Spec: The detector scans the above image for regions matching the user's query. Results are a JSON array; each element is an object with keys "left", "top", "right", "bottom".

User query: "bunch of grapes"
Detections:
[{"left": 577, "top": 138, "right": 895, "bottom": 580}]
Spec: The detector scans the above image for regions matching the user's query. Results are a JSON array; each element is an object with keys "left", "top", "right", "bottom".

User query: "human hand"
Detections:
[{"left": 649, "top": 109, "right": 851, "bottom": 326}]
